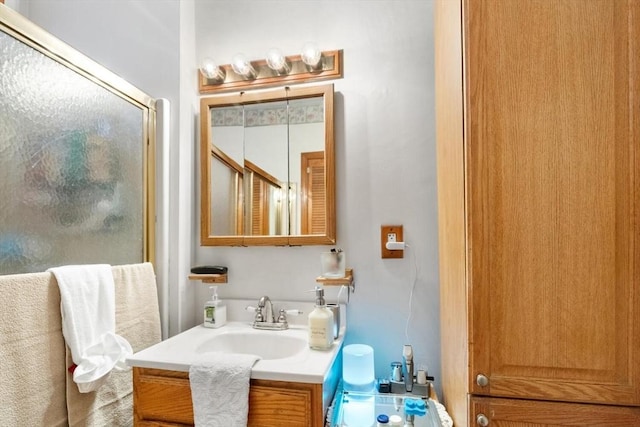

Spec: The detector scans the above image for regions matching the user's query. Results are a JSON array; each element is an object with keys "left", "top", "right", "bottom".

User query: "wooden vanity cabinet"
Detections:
[
  {"left": 435, "top": 0, "right": 640, "bottom": 426},
  {"left": 132, "top": 367, "right": 325, "bottom": 427}
]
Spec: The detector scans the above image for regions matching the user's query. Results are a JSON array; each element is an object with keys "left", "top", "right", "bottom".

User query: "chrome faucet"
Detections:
[
  {"left": 245, "top": 296, "right": 302, "bottom": 331},
  {"left": 258, "top": 296, "right": 276, "bottom": 323},
  {"left": 403, "top": 344, "right": 414, "bottom": 392}
]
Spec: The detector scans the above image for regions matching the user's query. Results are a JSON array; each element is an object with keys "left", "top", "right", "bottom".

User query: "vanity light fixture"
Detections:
[
  {"left": 200, "top": 57, "right": 225, "bottom": 81},
  {"left": 300, "top": 42, "right": 322, "bottom": 69},
  {"left": 265, "top": 48, "right": 290, "bottom": 74},
  {"left": 230, "top": 53, "right": 257, "bottom": 79},
  {"left": 198, "top": 46, "right": 343, "bottom": 94}
]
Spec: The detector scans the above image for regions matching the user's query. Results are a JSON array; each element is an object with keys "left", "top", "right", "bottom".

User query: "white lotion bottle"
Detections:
[
  {"left": 308, "top": 287, "right": 334, "bottom": 350},
  {"left": 203, "top": 286, "right": 226, "bottom": 328}
]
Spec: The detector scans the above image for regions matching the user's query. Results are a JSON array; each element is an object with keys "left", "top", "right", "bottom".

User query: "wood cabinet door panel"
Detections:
[
  {"left": 133, "top": 368, "right": 324, "bottom": 427},
  {"left": 133, "top": 369, "right": 194, "bottom": 425},
  {"left": 470, "top": 396, "right": 640, "bottom": 427},
  {"left": 467, "top": 0, "right": 640, "bottom": 405},
  {"left": 248, "top": 382, "right": 318, "bottom": 427}
]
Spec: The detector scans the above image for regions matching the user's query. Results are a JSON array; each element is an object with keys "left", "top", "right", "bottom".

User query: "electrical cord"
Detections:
[{"left": 404, "top": 242, "right": 419, "bottom": 343}]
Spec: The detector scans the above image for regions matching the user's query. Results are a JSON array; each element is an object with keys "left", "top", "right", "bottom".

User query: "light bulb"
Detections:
[
  {"left": 231, "top": 53, "right": 256, "bottom": 78},
  {"left": 266, "top": 48, "right": 290, "bottom": 74},
  {"left": 300, "top": 42, "right": 322, "bottom": 68},
  {"left": 200, "top": 57, "right": 225, "bottom": 80}
]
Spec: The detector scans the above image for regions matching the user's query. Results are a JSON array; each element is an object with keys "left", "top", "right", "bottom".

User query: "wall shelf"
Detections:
[
  {"left": 315, "top": 268, "right": 353, "bottom": 286},
  {"left": 316, "top": 269, "right": 354, "bottom": 303},
  {"left": 188, "top": 274, "right": 227, "bottom": 284}
]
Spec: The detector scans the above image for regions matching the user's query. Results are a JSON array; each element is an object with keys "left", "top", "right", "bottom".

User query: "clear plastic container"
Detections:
[
  {"left": 320, "top": 251, "right": 346, "bottom": 278},
  {"left": 343, "top": 344, "right": 375, "bottom": 393}
]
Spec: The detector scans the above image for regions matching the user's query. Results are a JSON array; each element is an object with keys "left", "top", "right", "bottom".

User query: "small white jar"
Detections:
[{"left": 389, "top": 414, "right": 403, "bottom": 426}]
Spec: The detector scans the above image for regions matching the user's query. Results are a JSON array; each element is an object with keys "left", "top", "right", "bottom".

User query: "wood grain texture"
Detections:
[
  {"left": 437, "top": 0, "right": 640, "bottom": 425},
  {"left": 435, "top": 0, "right": 468, "bottom": 425},
  {"left": 470, "top": 396, "right": 640, "bottom": 427},
  {"left": 133, "top": 368, "right": 325, "bottom": 427},
  {"left": 467, "top": 0, "right": 640, "bottom": 405},
  {"left": 300, "top": 151, "right": 326, "bottom": 235}
]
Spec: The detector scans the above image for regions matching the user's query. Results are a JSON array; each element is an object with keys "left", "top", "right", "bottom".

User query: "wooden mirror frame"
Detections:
[{"left": 199, "top": 84, "right": 336, "bottom": 246}]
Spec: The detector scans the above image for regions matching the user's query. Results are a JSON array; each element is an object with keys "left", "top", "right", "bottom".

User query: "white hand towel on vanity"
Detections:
[
  {"left": 48, "top": 264, "right": 133, "bottom": 393},
  {"left": 189, "top": 352, "right": 261, "bottom": 427}
]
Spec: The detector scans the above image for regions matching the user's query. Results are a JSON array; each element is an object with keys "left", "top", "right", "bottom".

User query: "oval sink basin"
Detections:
[{"left": 195, "top": 331, "right": 307, "bottom": 360}]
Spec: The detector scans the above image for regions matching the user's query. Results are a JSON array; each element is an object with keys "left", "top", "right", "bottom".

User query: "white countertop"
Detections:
[{"left": 127, "top": 299, "right": 345, "bottom": 384}]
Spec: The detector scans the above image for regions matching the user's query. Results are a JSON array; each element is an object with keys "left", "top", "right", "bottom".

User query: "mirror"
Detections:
[{"left": 199, "top": 84, "right": 335, "bottom": 246}]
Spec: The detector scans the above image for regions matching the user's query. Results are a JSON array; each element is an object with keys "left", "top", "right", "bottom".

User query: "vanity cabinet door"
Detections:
[
  {"left": 466, "top": 0, "right": 640, "bottom": 406},
  {"left": 132, "top": 368, "right": 325, "bottom": 427},
  {"left": 133, "top": 368, "right": 194, "bottom": 425},
  {"left": 470, "top": 396, "right": 640, "bottom": 427}
]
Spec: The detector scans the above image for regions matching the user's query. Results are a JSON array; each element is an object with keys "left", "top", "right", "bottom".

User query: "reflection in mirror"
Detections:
[
  {"left": 243, "top": 100, "right": 288, "bottom": 237},
  {"left": 245, "top": 159, "right": 283, "bottom": 236},
  {"left": 287, "top": 97, "right": 326, "bottom": 236},
  {"left": 210, "top": 146, "right": 243, "bottom": 236},
  {"left": 208, "top": 105, "right": 244, "bottom": 237},
  {"left": 200, "top": 84, "right": 335, "bottom": 246}
]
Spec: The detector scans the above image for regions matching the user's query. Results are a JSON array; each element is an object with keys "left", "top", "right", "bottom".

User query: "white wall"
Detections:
[
  {"left": 176, "top": 0, "right": 199, "bottom": 336},
  {"left": 20, "top": 0, "right": 180, "bottom": 100},
  {"left": 13, "top": 0, "right": 440, "bottom": 395}
]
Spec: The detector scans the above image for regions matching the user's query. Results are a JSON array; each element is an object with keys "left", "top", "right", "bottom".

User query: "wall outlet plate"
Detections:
[{"left": 381, "top": 225, "right": 403, "bottom": 259}]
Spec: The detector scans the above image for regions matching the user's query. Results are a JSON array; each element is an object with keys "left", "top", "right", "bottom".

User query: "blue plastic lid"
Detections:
[
  {"left": 405, "top": 398, "right": 427, "bottom": 416},
  {"left": 377, "top": 414, "right": 390, "bottom": 424}
]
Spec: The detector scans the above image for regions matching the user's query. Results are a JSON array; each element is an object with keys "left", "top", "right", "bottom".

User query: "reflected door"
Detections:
[{"left": 300, "top": 151, "right": 325, "bottom": 235}]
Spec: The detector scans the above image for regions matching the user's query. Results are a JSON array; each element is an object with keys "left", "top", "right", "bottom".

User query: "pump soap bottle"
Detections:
[
  {"left": 204, "top": 286, "right": 226, "bottom": 328},
  {"left": 308, "top": 287, "right": 334, "bottom": 350}
]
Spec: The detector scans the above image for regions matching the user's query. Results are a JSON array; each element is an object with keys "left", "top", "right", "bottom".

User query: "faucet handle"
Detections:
[
  {"left": 245, "top": 305, "right": 264, "bottom": 322},
  {"left": 245, "top": 305, "right": 259, "bottom": 312},
  {"left": 277, "top": 309, "right": 302, "bottom": 324}
]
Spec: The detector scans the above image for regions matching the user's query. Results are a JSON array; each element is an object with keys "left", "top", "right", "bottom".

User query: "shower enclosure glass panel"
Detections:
[{"left": 0, "top": 20, "right": 152, "bottom": 274}]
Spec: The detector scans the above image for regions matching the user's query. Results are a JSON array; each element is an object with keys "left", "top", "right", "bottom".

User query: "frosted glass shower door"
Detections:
[{"left": 0, "top": 8, "right": 155, "bottom": 274}]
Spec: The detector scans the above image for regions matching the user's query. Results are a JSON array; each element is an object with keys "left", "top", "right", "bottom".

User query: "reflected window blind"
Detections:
[{"left": 301, "top": 151, "right": 325, "bottom": 235}]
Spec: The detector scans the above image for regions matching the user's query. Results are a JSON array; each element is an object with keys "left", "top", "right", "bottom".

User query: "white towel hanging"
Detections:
[
  {"left": 49, "top": 264, "right": 132, "bottom": 393},
  {"left": 189, "top": 352, "right": 260, "bottom": 427}
]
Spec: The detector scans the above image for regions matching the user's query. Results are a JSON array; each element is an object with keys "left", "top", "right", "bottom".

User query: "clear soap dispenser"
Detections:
[
  {"left": 204, "top": 286, "right": 226, "bottom": 328},
  {"left": 308, "top": 286, "right": 334, "bottom": 350}
]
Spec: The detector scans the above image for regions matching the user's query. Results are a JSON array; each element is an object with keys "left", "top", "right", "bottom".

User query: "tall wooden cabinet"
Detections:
[{"left": 435, "top": 1, "right": 640, "bottom": 426}]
